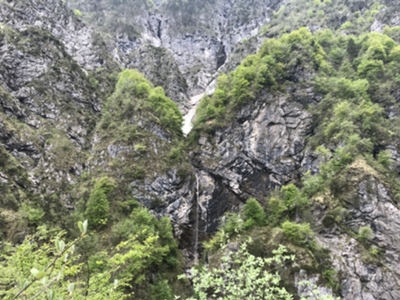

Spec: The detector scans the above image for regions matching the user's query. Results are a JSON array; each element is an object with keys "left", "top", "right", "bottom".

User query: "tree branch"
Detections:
[{"left": 12, "top": 235, "right": 84, "bottom": 299}]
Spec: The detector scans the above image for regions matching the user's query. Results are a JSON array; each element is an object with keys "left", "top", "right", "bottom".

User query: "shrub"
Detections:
[
  {"left": 85, "top": 188, "right": 109, "bottom": 227},
  {"left": 266, "top": 196, "right": 286, "bottom": 226},
  {"left": 281, "top": 184, "right": 309, "bottom": 213},
  {"left": 133, "top": 167, "right": 145, "bottom": 179},
  {"left": 85, "top": 177, "right": 115, "bottom": 228},
  {"left": 357, "top": 226, "right": 374, "bottom": 243},
  {"left": 181, "top": 242, "right": 294, "bottom": 300},
  {"left": 303, "top": 172, "right": 325, "bottom": 197},
  {"left": 389, "top": 45, "right": 400, "bottom": 62},
  {"left": 135, "top": 82, "right": 151, "bottom": 98},
  {"left": 150, "top": 279, "right": 174, "bottom": 300},
  {"left": 281, "top": 221, "right": 313, "bottom": 246},
  {"left": 377, "top": 150, "right": 391, "bottom": 167},
  {"left": 347, "top": 37, "right": 360, "bottom": 61},
  {"left": 242, "top": 198, "right": 266, "bottom": 230},
  {"left": 73, "top": 9, "right": 82, "bottom": 17},
  {"left": 21, "top": 203, "right": 44, "bottom": 225},
  {"left": 357, "top": 59, "right": 384, "bottom": 79},
  {"left": 223, "top": 213, "right": 244, "bottom": 235},
  {"left": 366, "top": 40, "right": 387, "bottom": 61},
  {"left": 168, "top": 143, "right": 185, "bottom": 163}
]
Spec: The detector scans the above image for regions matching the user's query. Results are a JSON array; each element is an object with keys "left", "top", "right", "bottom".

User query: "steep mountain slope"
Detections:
[
  {"left": 0, "top": 0, "right": 116, "bottom": 239},
  {"left": 188, "top": 7, "right": 400, "bottom": 299},
  {"left": 0, "top": 0, "right": 197, "bottom": 248},
  {"left": 3, "top": 0, "right": 400, "bottom": 299},
  {"left": 68, "top": 0, "right": 282, "bottom": 109},
  {"left": 0, "top": 1, "right": 195, "bottom": 297}
]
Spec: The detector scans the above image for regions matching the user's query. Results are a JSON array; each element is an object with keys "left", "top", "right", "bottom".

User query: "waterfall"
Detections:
[
  {"left": 193, "top": 172, "right": 200, "bottom": 263},
  {"left": 182, "top": 93, "right": 205, "bottom": 136}
]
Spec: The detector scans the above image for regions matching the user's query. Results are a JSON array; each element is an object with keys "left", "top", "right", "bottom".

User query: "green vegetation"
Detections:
[
  {"left": 243, "top": 198, "right": 266, "bottom": 229},
  {"left": 357, "top": 226, "right": 374, "bottom": 243},
  {"left": 0, "top": 204, "right": 181, "bottom": 299},
  {"left": 0, "top": 220, "right": 123, "bottom": 299},
  {"left": 103, "top": 70, "right": 183, "bottom": 136},
  {"left": 281, "top": 221, "right": 313, "bottom": 246},
  {"left": 189, "top": 10, "right": 400, "bottom": 298},
  {"left": 90, "top": 68, "right": 190, "bottom": 200},
  {"left": 84, "top": 177, "right": 115, "bottom": 228},
  {"left": 192, "top": 27, "right": 324, "bottom": 129},
  {"left": 181, "top": 242, "right": 295, "bottom": 300},
  {"left": 266, "top": 0, "right": 384, "bottom": 38},
  {"left": 73, "top": 9, "right": 82, "bottom": 17},
  {"left": 193, "top": 25, "right": 400, "bottom": 201}
]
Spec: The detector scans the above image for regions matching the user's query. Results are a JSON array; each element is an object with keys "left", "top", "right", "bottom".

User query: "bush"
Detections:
[
  {"left": 168, "top": 142, "right": 185, "bottom": 163},
  {"left": 181, "top": 242, "right": 294, "bottom": 300},
  {"left": 357, "top": 226, "right": 374, "bottom": 243},
  {"left": 389, "top": 45, "right": 400, "bottom": 62},
  {"left": 281, "top": 184, "right": 309, "bottom": 213},
  {"left": 377, "top": 150, "right": 391, "bottom": 167},
  {"left": 73, "top": 9, "right": 82, "bottom": 17},
  {"left": 85, "top": 177, "right": 115, "bottom": 228},
  {"left": 357, "top": 59, "right": 384, "bottom": 79},
  {"left": 21, "top": 203, "right": 44, "bottom": 225},
  {"left": 266, "top": 196, "right": 286, "bottom": 226},
  {"left": 85, "top": 188, "right": 109, "bottom": 227},
  {"left": 150, "top": 279, "right": 174, "bottom": 300},
  {"left": 281, "top": 221, "right": 313, "bottom": 246},
  {"left": 242, "top": 198, "right": 266, "bottom": 230},
  {"left": 223, "top": 213, "right": 244, "bottom": 235}
]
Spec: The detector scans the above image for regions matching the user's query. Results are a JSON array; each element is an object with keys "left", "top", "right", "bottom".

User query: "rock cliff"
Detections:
[
  {"left": 2, "top": 0, "right": 400, "bottom": 299},
  {"left": 68, "top": 0, "right": 282, "bottom": 104}
]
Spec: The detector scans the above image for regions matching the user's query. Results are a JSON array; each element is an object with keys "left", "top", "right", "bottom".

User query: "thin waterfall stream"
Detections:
[{"left": 193, "top": 172, "right": 200, "bottom": 263}]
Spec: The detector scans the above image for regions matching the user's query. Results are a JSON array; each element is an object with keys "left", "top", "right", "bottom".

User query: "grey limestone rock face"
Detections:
[
  {"left": 68, "top": 0, "right": 282, "bottom": 101},
  {"left": 125, "top": 44, "right": 191, "bottom": 113},
  {"left": 0, "top": 0, "right": 108, "bottom": 71},
  {"left": 0, "top": 0, "right": 115, "bottom": 223},
  {"left": 315, "top": 170, "right": 400, "bottom": 299},
  {"left": 193, "top": 92, "right": 312, "bottom": 200},
  {"left": 129, "top": 167, "right": 241, "bottom": 250},
  {"left": 295, "top": 270, "right": 336, "bottom": 299}
]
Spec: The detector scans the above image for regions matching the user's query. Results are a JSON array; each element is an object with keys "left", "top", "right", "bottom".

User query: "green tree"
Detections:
[
  {"left": 0, "top": 221, "right": 127, "bottom": 299},
  {"left": 0, "top": 218, "right": 174, "bottom": 299},
  {"left": 85, "top": 177, "right": 115, "bottom": 228},
  {"left": 242, "top": 198, "right": 266, "bottom": 230}
]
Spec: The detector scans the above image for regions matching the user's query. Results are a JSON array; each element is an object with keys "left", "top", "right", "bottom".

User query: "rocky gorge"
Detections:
[{"left": 2, "top": 0, "right": 400, "bottom": 299}]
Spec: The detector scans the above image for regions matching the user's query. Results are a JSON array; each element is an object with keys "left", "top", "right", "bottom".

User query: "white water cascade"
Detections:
[{"left": 182, "top": 93, "right": 205, "bottom": 135}]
